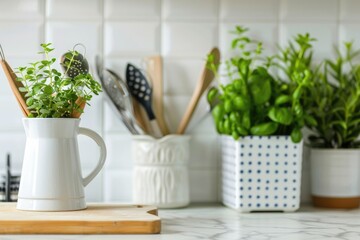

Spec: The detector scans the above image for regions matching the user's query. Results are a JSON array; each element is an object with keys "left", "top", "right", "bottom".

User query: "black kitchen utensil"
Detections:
[
  {"left": 60, "top": 44, "right": 89, "bottom": 78},
  {"left": 5, "top": 154, "right": 10, "bottom": 202},
  {"left": 126, "top": 63, "right": 162, "bottom": 138}
]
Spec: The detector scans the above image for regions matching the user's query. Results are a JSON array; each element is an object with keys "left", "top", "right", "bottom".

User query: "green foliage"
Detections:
[
  {"left": 207, "top": 26, "right": 316, "bottom": 143},
  {"left": 306, "top": 42, "right": 360, "bottom": 148},
  {"left": 16, "top": 43, "right": 102, "bottom": 118}
]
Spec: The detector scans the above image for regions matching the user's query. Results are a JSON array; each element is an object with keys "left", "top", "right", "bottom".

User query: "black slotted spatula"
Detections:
[{"left": 126, "top": 63, "right": 162, "bottom": 138}]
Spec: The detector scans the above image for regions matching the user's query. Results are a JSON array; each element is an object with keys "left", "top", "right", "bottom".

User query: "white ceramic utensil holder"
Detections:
[
  {"left": 221, "top": 135, "right": 303, "bottom": 212},
  {"left": 132, "top": 135, "right": 190, "bottom": 208},
  {"left": 17, "top": 118, "right": 106, "bottom": 211}
]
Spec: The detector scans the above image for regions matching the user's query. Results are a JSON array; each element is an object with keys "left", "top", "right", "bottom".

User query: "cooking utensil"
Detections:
[
  {"left": 106, "top": 68, "right": 148, "bottom": 134},
  {"left": 176, "top": 47, "right": 220, "bottom": 134},
  {"left": 60, "top": 44, "right": 89, "bottom": 118},
  {"left": 0, "top": 45, "right": 29, "bottom": 116},
  {"left": 186, "top": 86, "right": 220, "bottom": 132},
  {"left": 95, "top": 56, "right": 140, "bottom": 135},
  {"left": 144, "top": 56, "right": 169, "bottom": 135},
  {"left": 126, "top": 63, "right": 162, "bottom": 138}
]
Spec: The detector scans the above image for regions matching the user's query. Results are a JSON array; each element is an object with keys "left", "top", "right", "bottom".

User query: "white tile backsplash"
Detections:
[
  {"left": 340, "top": 0, "right": 360, "bottom": 21},
  {"left": 163, "top": 59, "right": 205, "bottom": 95},
  {"left": 105, "top": 22, "right": 160, "bottom": 57},
  {"left": 104, "top": 170, "right": 133, "bottom": 202},
  {"left": 280, "top": 23, "right": 338, "bottom": 61},
  {"left": 281, "top": 0, "right": 338, "bottom": 21},
  {"left": 105, "top": 0, "right": 161, "bottom": 20},
  {"left": 162, "top": 22, "right": 218, "bottom": 58},
  {"left": 220, "top": 0, "right": 279, "bottom": 21},
  {"left": 339, "top": 23, "right": 360, "bottom": 50},
  {"left": 163, "top": 0, "right": 218, "bottom": 21},
  {"left": 46, "top": 21, "right": 101, "bottom": 61},
  {"left": 47, "top": 0, "right": 101, "bottom": 20},
  {"left": 105, "top": 134, "right": 133, "bottom": 169},
  {"left": 0, "top": 0, "right": 358, "bottom": 204},
  {"left": 0, "top": 22, "right": 43, "bottom": 57},
  {"left": 220, "top": 22, "right": 278, "bottom": 58},
  {"left": 0, "top": 0, "right": 43, "bottom": 20}
]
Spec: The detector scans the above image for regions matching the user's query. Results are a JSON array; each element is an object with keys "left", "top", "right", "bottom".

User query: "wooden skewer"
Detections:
[{"left": 176, "top": 47, "right": 220, "bottom": 134}]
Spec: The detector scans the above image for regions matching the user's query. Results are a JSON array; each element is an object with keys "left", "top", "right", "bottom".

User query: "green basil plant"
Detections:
[{"left": 207, "top": 26, "right": 316, "bottom": 143}]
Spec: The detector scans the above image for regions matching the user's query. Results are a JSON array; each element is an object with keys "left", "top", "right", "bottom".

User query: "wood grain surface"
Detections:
[{"left": 0, "top": 203, "right": 161, "bottom": 234}]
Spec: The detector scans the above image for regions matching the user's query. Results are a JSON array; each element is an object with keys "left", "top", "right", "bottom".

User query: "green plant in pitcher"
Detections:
[
  {"left": 207, "top": 26, "right": 316, "bottom": 143},
  {"left": 306, "top": 42, "right": 360, "bottom": 148},
  {"left": 16, "top": 43, "right": 101, "bottom": 118}
]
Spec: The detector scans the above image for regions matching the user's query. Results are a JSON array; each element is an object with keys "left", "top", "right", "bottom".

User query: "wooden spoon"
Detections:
[
  {"left": 176, "top": 47, "right": 220, "bottom": 134},
  {"left": 0, "top": 45, "right": 30, "bottom": 116},
  {"left": 145, "top": 56, "right": 170, "bottom": 135}
]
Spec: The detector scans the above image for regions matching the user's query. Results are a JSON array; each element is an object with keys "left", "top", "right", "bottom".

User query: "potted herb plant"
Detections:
[
  {"left": 11, "top": 43, "right": 106, "bottom": 211},
  {"left": 208, "top": 26, "right": 315, "bottom": 212},
  {"left": 306, "top": 42, "right": 360, "bottom": 209}
]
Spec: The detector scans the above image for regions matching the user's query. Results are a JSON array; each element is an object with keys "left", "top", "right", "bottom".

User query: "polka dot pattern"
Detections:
[{"left": 222, "top": 135, "right": 302, "bottom": 212}]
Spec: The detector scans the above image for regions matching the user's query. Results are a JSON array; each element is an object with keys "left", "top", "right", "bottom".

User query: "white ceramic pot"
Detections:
[
  {"left": 17, "top": 118, "right": 106, "bottom": 211},
  {"left": 132, "top": 135, "right": 190, "bottom": 208},
  {"left": 310, "top": 149, "right": 360, "bottom": 208},
  {"left": 221, "top": 135, "right": 303, "bottom": 212}
]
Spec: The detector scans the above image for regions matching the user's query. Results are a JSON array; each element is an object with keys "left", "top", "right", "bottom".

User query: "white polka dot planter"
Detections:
[{"left": 221, "top": 135, "right": 303, "bottom": 212}]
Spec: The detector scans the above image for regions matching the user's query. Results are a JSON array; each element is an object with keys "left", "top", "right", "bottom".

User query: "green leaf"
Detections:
[
  {"left": 43, "top": 86, "right": 53, "bottom": 95},
  {"left": 250, "top": 122, "right": 279, "bottom": 135},
  {"left": 304, "top": 115, "right": 317, "bottom": 127},
  {"left": 212, "top": 104, "right": 225, "bottom": 122},
  {"left": 291, "top": 128, "right": 302, "bottom": 143},
  {"left": 242, "top": 111, "right": 251, "bottom": 130},
  {"left": 268, "top": 107, "right": 293, "bottom": 125},
  {"left": 207, "top": 87, "right": 218, "bottom": 104},
  {"left": 275, "top": 95, "right": 291, "bottom": 106},
  {"left": 224, "top": 99, "right": 234, "bottom": 113},
  {"left": 233, "top": 95, "right": 250, "bottom": 111},
  {"left": 248, "top": 71, "right": 272, "bottom": 105},
  {"left": 19, "top": 87, "right": 27, "bottom": 93}
]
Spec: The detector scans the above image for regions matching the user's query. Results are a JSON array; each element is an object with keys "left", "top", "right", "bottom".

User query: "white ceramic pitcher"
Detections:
[{"left": 17, "top": 118, "right": 106, "bottom": 211}]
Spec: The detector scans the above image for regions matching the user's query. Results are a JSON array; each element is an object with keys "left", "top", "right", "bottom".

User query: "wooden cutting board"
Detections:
[{"left": 0, "top": 203, "right": 161, "bottom": 234}]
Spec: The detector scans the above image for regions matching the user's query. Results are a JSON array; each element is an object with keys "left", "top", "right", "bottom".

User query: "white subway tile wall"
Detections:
[{"left": 0, "top": 0, "right": 357, "bottom": 203}]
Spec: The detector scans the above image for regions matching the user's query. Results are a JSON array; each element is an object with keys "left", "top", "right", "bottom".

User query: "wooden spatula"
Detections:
[
  {"left": 176, "top": 47, "right": 220, "bottom": 134},
  {"left": 145, "top": 56, "right": 170, "bottom": 135},
  {"left": 0, "top": 45, "right": 30, "bottom": 116}
]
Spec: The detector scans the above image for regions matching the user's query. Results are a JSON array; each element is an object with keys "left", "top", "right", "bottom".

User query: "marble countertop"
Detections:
[{"left": 2, "top": 204, "right": 360, "bottom": 240}]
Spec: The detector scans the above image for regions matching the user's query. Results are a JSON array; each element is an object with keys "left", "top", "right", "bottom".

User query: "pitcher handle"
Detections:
[{"left": 79, "top": 127, "right": 107, "bottom": 187}]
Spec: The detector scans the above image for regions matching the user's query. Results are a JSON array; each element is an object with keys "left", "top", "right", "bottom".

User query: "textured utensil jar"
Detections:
[
  {"left": 221, "top": 135, "right": 303, "bottom": 212},
  {"left": 132, "top": 135, "right": 190, "bottom": 208},
  {"left": 17, "top": 118, "right": 106, "bottom": 211},
  {"left": 310, "top": 149, "right": 360, "bottom": 209}
]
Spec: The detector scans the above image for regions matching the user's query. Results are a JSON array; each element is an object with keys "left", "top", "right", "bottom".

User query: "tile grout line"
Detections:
[
  {"left": 337, "top": 0, "right": 341, "bottom": 45},
  {"left": 42, "top": 0, "right": 47, "bottom": 49},
  {"left": 100, "top": 0, "right": 106, "bottom": 203},
  {"left": 216, "top": 0, "right": 221, "bottom": 203}
]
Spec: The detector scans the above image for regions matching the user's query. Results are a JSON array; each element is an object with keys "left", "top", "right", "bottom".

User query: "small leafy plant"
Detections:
[
  {"left": 207, "top": 26, "right": 316, "bottom": 143},
  {"left": 16, "top": 43, "right": 101, "bottom": 118},
  {"left": 306, "top": 42, "right": 360, "bottom": 148}
]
